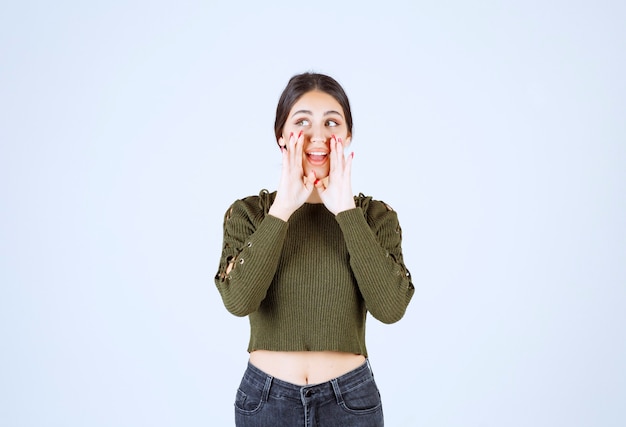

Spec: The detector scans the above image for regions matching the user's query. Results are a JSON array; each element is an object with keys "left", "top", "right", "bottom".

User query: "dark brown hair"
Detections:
[{"left": 274, "top": 72, "right": 353, "bottom": 146}]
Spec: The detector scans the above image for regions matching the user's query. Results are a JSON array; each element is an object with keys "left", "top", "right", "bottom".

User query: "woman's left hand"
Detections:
[{"left": 316, "top": 136, "right": 356, "bottom": 215}]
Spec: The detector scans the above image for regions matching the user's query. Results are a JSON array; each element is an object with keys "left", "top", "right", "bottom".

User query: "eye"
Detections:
[
  {"left": 295, "top": 119, "right": 310, "bottom": 126},
  {"left": 326, "top": 119, "right": 339, "bottom": 127}
]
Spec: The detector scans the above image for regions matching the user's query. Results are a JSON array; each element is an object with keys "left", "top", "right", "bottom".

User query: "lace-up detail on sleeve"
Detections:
[
  {"left": 257, "top": 189, "right": 275, "bottom": 216},
  {"left": 335, "top": 195, "right": 414, "bottom": 324},
  {"left": 214, "top": 192, "right": 288, "bottom": 316},
  {"left": 354, "top": 193, "right": 372, "bottom": 213}
]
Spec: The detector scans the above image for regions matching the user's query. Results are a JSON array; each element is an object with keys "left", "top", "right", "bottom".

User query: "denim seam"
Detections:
[{"left": 330, "top": 378, "right": 343, "bottom": 405}]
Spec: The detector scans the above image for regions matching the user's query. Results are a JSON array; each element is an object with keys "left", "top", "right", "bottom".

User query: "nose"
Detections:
[
  {"left": 310, "top": 136, "right": 326, "bottom": 144},
  {"left": 307, "top": 123, "right": 329, "bottom": 144}
]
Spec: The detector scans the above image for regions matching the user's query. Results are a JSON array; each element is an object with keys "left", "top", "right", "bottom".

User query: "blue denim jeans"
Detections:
[{"left": 234, "top": 359, "right": 384, "bottom": 426}]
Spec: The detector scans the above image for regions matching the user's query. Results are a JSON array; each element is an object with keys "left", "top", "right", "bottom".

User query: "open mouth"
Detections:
[{"left": 306, "top": 151, "right": 328, "bottom": 165}]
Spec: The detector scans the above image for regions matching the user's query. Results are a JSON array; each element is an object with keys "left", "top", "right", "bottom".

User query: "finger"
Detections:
[
  {"left": 331, "top": 136, "right": 347, "bottom": 179},
  {"left": 329, "top": 135, "right": 339, "bottom": 175},
  {"left": 280, "top": 145, "right": 290, "bottom": 180},
  {"left": 316, "top": 177, "right": 328, "bottom": 189},
  {"left": 312, "top": 169, "right": 323, "bottom": 189},
  {"left": 288, "top": 131, "right": 297, "bottom": 160},
  {"left": 314, "top": 177, "right": 326, "bottom": 192},
  {"left": 344, "top": 150, "right": 355, "bottom": 179},
  {"left": 305, "top": 169, "right": 316, "bottom": 188},
  {"left": 336, "top": 138, "right": 345, "bottom": 171},
  {"left": 285, "top": 132, "right": 298, "bottom": 157},
  {"left": 294, "top": 129, "right": 304, "bottom": 155},
  {"left": 285, "top": 131, "right": 301, "bottom": 175},
  {"left": 293, "top": 130, "right": 304, "bottom": 174},
  {"left": 307, "top": 169, "right": 318, "bottom": 188},
  {"left": 280, "top": 134, "right": 292, "bottom": 175}
]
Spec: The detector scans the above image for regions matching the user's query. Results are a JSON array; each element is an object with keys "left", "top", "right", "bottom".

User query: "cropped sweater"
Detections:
[{"left": 214, "top": 189, "right": 414, "bottom": 357}]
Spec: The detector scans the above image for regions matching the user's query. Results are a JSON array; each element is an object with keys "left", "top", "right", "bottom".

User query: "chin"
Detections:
[{"left": 311, "top": 169, "right": 329, "bottom": 180}]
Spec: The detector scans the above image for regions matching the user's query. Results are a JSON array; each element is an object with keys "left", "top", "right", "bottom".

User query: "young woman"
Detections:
[{"left": 215, "top": 72, "right": 414, "bottom": 426}]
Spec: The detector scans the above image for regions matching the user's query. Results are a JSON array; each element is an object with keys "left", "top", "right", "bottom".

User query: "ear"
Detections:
[{"left": 343, "top": 134, "right": 352, "bottom": 147}]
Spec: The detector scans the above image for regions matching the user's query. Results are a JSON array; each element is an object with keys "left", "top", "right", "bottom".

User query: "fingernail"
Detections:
[
  {"left": 298, "top": 130, "right": 303, "bottom": 138},
  {"left": 351, "top": 152, "right": 355, "bottom": 158},
  {"left": 314, "top": 179, "right": 320, "bottom": 185},
  {"left": 289, "top": 132, "right": 293, "bottom": 138}
]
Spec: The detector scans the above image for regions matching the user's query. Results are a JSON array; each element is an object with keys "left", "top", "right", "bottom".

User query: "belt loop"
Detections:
[
  {"left": 262, "top": 375, "right": 273, "bottom": 402},
  {"left": 330, "top": 378, "right": 343, "bottom": 405}
]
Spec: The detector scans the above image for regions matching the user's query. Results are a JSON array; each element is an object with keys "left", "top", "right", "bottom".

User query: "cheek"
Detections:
[
  {"left": 331, "top": 127, "right": 349, "bottom": 139},
  {"left": 281, "top": 124, "right": 297, "bottom": 138}
]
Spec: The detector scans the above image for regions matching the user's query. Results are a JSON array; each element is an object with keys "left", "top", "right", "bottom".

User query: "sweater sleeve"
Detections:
[
  {"left": 214, "top": 197, "right": 288, "bottom": 317},
  {"left": 335, "top": 200, "right": 415, "bottom": 324}
]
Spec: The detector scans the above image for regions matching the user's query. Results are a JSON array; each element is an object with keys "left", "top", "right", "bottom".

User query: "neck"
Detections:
[{"left": 306, "top": 188, "right": 323, "bottom": 204}]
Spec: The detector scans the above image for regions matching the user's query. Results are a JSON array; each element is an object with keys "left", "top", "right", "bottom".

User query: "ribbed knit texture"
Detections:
[{"left": 215, "top": 190, "right": 414, "bottom": 357}]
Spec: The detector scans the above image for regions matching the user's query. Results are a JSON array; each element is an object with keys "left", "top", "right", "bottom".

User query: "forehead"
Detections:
[{"left": 289, "top": 90, "right": 344, "bottom": 116}]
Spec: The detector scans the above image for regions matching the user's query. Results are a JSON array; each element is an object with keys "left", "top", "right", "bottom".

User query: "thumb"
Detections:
[{"left": 304, "top": 170, "right": 317, "bottom": 191}]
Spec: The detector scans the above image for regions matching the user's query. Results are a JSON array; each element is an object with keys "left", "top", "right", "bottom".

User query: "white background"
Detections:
[{"left": 1, "top": 1, "right": 624, "bottom": 426}]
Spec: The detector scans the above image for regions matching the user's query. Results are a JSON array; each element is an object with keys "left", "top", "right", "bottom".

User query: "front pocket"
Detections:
[
  {"left": 234, "top": 387, "right": 264, "bottom": 414},
  {"left": 339, "top": 378, "right": 382, "bottom": 414}
]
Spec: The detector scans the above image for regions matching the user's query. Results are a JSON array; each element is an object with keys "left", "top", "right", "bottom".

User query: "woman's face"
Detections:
[{"left": 280, "top": 90, "right": 351, "bottom": 180}]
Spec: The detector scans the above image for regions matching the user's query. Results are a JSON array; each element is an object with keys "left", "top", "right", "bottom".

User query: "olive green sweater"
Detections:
[{"left": 215, "top": 190, "right": 414, "bottom": 356}]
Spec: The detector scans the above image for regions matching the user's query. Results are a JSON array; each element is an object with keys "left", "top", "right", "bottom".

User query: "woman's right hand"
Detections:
[{"left": 268, "top": 130, "right": 315, "bottom": 221}]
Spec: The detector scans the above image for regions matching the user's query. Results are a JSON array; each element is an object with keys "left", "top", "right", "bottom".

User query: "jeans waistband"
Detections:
[{"left": 242, "top": 359, "right": 374, "bottom": 403}]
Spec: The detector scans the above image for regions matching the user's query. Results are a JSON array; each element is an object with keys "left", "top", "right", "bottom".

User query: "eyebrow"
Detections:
[{"left": 290, "top": 109, "right": 344, "bottom": 118}]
